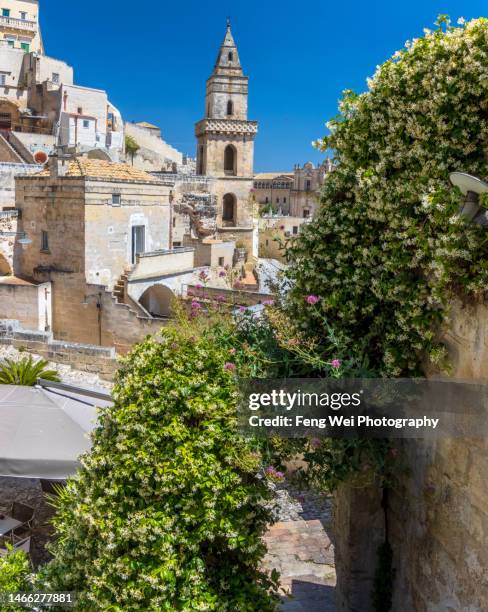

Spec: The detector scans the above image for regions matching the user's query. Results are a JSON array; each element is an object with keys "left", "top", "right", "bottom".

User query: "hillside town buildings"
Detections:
[
  {"left": 254, "top": 159, "right": 333, "bottom": 218},
  {"left": 0, "top": 15, "right": 275, "bottom": 353}
]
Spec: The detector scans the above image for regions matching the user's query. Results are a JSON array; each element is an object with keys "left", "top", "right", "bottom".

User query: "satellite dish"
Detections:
[{"left": 449, "top": 172, "right": 488, "bottom": 196}]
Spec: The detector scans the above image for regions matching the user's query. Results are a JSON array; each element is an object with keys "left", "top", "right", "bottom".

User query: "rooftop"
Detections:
[
  {"left": 254, "top": 173, "right": 293, "bottom": 180},
  {"left": 35, "top": 158, "right": 161, "bottom": 183}
]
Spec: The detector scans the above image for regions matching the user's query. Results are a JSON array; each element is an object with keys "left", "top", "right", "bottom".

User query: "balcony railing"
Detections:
[{"left": 0, "top": 16, "right": 36, "bottom": 31}]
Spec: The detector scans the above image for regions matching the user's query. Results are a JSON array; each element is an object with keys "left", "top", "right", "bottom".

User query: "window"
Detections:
[
  {"left": 52, "top": 73, "right": 60, "bottom": 84},
  {"left": 172, "top": 217, "right": 176, "bottom": 228},
  {"left": 6, "top": 39, "right": 14, "bottom": 47},
  {"left": 77, "top": 107, "right": 83, "bottom": 114},
  {"left": 198, "top": 145, "right": 204, "bottom": 175},
  {"left": 83, "top": 119, "right": 90, "bottom": 128},
  {"left": 41, "top": 231, "right": 49, "bottom": 252},
  {"left": 112, "top": 193, "right": 121, "bottom": 206},
  {"left": 20, "top": 42, "right": 29, "bottom": 52},
  {"left": 284, "top": 197, "right": 287, "bottom": 203},
  {"left": 222, "top": 193, "right": 236, "bottom": 222},
  {"left": 218, "top": 257, "right": 224, "bottom": 267},
  {"left": 305, "top": 179, "right": 311, "bottom": 191},
  {"left": 265, "top": 196, "right": 269, "bottom": 203},
  {"left": 224, "top": 145, "right": 236, "bottom": 175},
  {"left": 172, "top": 241, "right": 182, "bottom": 247},
  {"left": 20, "top": 11, "right": 27, "bottom": 20},
  {"left": 276, "top": 197, "right": 279, "bottom": 203},
  {"left": 228, "top": 51, "right": 233, "bottom": 62},
  {"left": 303, "top": 210, "right": 310, "bottom": 218},
  {"left": 2, "top": 9, "right": 10, "bottom": 17},
  {"left": 293, "top": 226, "right": 298, "bottom": 235},
  {"left": 227, "top": 100, "right": 233, "bottom": 116},
  {"left": 266, "top": 239, "right": 269, "bottom": 246},
  {"left": 0, "top": 73, "right": 6, "bottom": 86},
  {"left": 131, "top": 225, "right": 145, "bottom": 264}
]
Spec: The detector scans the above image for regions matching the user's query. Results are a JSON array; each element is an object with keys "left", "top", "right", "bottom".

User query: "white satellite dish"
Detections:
[{"left": 449, "top": 172, "right": 488, "bottom": 196}]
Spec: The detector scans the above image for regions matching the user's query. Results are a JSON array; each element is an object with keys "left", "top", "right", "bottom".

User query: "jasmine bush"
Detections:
[
  {"left": 0, "top": 549, "right": 32, "bottom": 612},
  {"left": 286, "top": 16, "right": 488, "bottom": 376},
  {"left": 39, "top": 315, "right": 280, "bottom": 610}
]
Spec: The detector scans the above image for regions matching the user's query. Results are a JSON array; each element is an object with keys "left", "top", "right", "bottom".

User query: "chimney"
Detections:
[{"left": 48, "top": 146, "right": 71, "bottom": 179}]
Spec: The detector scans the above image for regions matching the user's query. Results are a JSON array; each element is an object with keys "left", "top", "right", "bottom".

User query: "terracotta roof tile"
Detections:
[{"left": 35, "top": 158, "right": 160, "bottom": 183}]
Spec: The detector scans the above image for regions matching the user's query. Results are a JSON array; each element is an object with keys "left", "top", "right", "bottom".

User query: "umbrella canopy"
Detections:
[{"left": 0, "top": 384, "right": 111, "bottom": 480}]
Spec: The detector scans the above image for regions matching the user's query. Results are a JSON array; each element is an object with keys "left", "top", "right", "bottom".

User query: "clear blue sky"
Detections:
[{"left": 41, "top": 1, "right": 486, "bottom": 172}]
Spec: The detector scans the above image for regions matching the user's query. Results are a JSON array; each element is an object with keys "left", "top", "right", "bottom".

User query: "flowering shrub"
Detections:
[
  {"left": 286, "top": 16, "right": 488, "bottom": 376},
  {"left": 38, "top": 319, "right": 280, "bottom": 610},
  {"left": 0, "top": 548, "right": 32, "bottom": 611}
]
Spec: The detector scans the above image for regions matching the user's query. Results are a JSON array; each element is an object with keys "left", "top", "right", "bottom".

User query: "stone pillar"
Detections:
[{"left": 333, "top": 482, "right": 385, "bottom": 612}]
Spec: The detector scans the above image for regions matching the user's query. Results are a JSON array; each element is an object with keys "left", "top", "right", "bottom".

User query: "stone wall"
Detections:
[
  {"left": 333, "top": 298, "right": 488, "bottom": 611},
  {"left": 0, "top": 278, "right": 51, "bottom": 330},
  {"left": 0, "top": 319, "right": 117, "bottom": 381}
]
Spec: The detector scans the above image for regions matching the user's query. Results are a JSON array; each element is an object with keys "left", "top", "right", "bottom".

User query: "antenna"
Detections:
[{"left": 226, "top": 16, "right": 231, "bottom": 29}]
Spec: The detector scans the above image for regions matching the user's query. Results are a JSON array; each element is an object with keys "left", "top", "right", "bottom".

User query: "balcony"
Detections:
[{"left": 0, "top": 16, "right": 36, "bottom": 32}]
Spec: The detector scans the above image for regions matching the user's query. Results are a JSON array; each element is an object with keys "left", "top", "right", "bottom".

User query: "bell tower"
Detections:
[{"left": 195, "top": 21, "right": 258, "bottom": 249}]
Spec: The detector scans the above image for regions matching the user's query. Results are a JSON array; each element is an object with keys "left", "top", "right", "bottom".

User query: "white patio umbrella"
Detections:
[{"left": 0, "top": 383, "right": 111, "bottom": 480}]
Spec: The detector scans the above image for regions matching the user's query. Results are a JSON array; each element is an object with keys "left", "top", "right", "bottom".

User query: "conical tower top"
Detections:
[{"left": 212, "top": 20, "right": 243, "bottom": 76}]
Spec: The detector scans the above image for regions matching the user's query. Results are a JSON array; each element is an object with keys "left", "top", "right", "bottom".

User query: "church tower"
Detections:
[{"left": 195, "top": 21, "right": 258, "bottom": 253}]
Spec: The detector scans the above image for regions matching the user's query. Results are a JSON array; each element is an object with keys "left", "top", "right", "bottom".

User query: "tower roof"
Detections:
[{"left": 212, "top": 21, "right": 244, "bottom": 77}]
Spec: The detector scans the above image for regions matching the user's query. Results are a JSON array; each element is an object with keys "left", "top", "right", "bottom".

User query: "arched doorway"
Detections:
[
  {"left": 224, "top": 145, "right": 236, "bottom": 175},
  {"left": 222, "top": 193, "right": 236, "bottom": 225},
  {"left": 0, "top": 253, "right": 11, "bottom": 276},
  {"left": 139, "top": 284, "right": 175, "bottom": 318}
]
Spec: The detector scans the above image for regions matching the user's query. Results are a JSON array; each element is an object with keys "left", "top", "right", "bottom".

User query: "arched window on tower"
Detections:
[
  {"left": 228, "top": 51, "right": 234, "bottom": 62},
  {"left": 198, "top": 145, "right": 204, "bottom": 175},
  {"left": 224, "top": 144, "right": 236, "bottom": 175},
  {"left": 222, "top": 193, "right": 236, "bottom": 225},
  {"left": 227, "top": 100, "right": 233, "bottom": 116}
]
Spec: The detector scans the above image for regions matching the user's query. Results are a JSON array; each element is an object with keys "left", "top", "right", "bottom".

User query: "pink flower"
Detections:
[
  {"left": 280, "top": 225, "right": 285, "bottom": 230},
  {"left": 199, "top": 270, "right": 209, "bottom": 281},
  {"left": 191, "top": 300, "right": 201, "bottom": 310},
  {"left": 217, "top": 295, "right": 226, "bottom": 302},
  {"left": 306, "top": 295, "right": 319, "bottom": 305},
  {"left": 234, "top": 281, "right": 243, "bottom": 289},
  {"left": 262, "top": 299, "right": 274, "bottom": 306},
  {"left": 265, "top": 466, "right": 285, "bottom": 481},
  {"left": 195, "top": 283, "right": 203, "bottom": 289},
  {"left": 224, "top": 362, "right": 236, "bottom": 371},
  {"left": 239, "top": 306, "right": 246, "bottom": 312},
  {"left": 331, "top": 359, "right": 341, "bottom": 369},
  {"left": 219, "top": 270, "right": 226, "bottom": 277},
  {"left": 310, "top": 438, "right": 322, "bottom": 449}
]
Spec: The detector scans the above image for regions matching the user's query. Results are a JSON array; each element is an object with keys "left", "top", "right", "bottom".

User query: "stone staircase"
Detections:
[
  {"left": 0, "top": 133, "right": 24, "bottom": 163},
  {"left": 113, "top": 271, "right": 129, "bottom": 304},
  {"left": 111, "top": 268, "right": 151, "bottom": 318}
]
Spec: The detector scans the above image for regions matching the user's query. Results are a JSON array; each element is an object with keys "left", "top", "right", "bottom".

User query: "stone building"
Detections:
[
  {"left": 1, "top": 154, "right": 173, "bottom": 347},
  {"left": 0, "top": 0, "right": 123, "bottom": 162},
  {"left": 124, "top": 121, "right": 183, "bottom": 171},
  {"left": 195, "top": 21, "right": 258, "bottom": 257},
  {"left": 253, "top": 173, "right": 294, "bottom": 214},
  {"left": 0, "top": 0, "right": 42, "bottom": 54},
  {"left": 290, "top": 159, "right": 333, "bottom": 218}
]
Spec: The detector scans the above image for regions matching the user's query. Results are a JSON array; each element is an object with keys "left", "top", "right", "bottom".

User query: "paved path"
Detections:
[{"left": 263, "top": 485, "right": 336, "bottom": 611}]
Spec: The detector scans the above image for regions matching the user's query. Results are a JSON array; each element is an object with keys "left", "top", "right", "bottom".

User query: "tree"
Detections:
[
  {"left": 39, "top": 319, "right": 280, "bottom": 610},
  {"left": 0, "top": 355, "right": 60, "bottom": 386},
  {"left": 124, "top": 134, "right": 140, "bottom": 166}
]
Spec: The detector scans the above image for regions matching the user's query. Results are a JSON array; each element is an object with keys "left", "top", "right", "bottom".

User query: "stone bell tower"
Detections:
[{"left": 195, "top": 20, "right": 258, "bottom": 255}]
